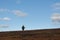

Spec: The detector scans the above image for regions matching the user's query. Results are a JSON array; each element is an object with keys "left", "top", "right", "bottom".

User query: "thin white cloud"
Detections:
[
  {"left": 0, "top": 8, "right": 27, "bottom": 17},
  {"left": 0, "top": 8, "right": 10, "bottom": 12},
  {"left": 0, "top": 17, "right": 11, "bottom": 21},
  {"left": 52, "top": 3, "right": 60, "bottom": 10},
  {"left": 12, "top": 10, "right": 27, "bottom": 17},
  {"left": 0, "top": 24, "right": 9, "bottom": 28},
  {"left": 16, "top": 0, "right": 21, "bottom": 4},
  {"left": 51, "top": 13, "right": 60, "bottom": 24},
  {"left": 0, "top": 18, "right": 2, "bottom": 20},
  {"left": 3, "top": 17, "right": 11, "bottom": 21}
]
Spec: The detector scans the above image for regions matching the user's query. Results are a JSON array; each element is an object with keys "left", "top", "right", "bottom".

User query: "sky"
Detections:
[{"left": 0, "top": 0, "right": 60, "bottom": 31}]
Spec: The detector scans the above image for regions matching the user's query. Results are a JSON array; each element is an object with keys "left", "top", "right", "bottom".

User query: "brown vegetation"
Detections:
[{"left": 0, "top": 28, "right": 60, "bottom": 40}]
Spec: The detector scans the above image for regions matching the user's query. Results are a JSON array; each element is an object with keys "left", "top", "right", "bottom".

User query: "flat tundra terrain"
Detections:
[{"left": 0, "top": 28, "right": 60, "bottom": 40}]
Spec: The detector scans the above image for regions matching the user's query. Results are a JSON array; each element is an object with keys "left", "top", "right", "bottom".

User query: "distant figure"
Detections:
[{"left": 22, "top": 25, "right": 25, "bottom": 31}]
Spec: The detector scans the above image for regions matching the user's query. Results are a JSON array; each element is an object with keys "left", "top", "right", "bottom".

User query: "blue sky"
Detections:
[{"left": 0, "top": 0, "right": 60, "bottom": 31}]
